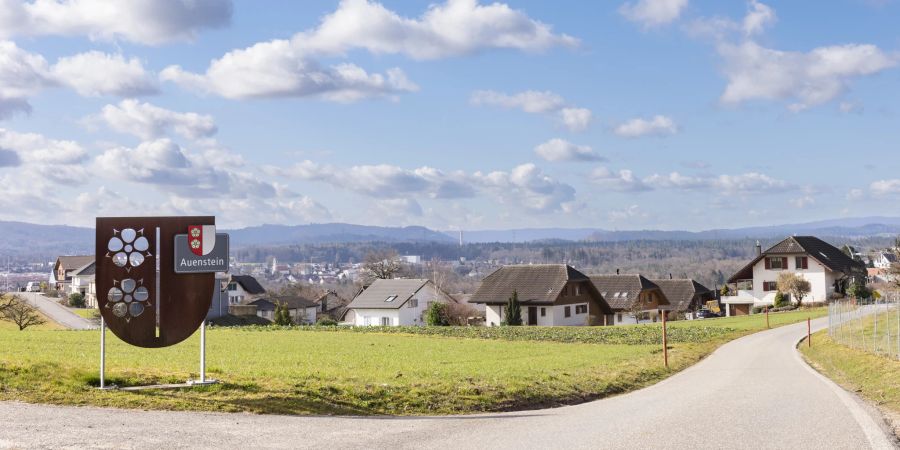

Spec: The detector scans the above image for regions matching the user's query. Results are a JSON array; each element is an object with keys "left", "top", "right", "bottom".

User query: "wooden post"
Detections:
[
  {"left": 765, "top": 305, "right": 769, "bottom": 329},
  {"left": 807, "top": 317, "right": 811, "bottom": 348},
  {"left": 662, "top": 310, "right": 669, "bottom": 369}
]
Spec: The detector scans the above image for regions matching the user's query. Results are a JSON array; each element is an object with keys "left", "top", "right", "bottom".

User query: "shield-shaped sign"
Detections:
[{"left": 188, "top": 225, "right": 217, "bottom": 256}]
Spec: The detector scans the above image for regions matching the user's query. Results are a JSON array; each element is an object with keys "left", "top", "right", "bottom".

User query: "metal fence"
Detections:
[{"left": 828, "top": 294, "right": 900, "bottom": 360}]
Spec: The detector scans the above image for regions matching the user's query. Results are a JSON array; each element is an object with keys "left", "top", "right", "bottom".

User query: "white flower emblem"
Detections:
[
  {"left": 107, "top": 278, "right": 150, "bottom": 322},
  {"left": 107, "top": 228, "right": 151, "bottom": 270}
]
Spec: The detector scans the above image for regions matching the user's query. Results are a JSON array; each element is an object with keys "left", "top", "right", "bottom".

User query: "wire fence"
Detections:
[{"left": 828, "top": 294, "right": 900, "bottom": 360}]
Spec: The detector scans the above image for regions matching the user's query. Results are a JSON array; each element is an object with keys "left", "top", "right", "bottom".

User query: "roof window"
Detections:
[{"left": 384, "top": 295, "right": 398, "bottom": 302}]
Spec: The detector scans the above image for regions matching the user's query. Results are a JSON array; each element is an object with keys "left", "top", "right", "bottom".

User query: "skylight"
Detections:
[{"left": 385, "top": 295, "right": 398, "bottom": 302}]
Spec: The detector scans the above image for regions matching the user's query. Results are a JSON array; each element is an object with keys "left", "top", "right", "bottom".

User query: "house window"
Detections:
[
  {"left": 763, "top": 281, "right": 778, "bottom": 291},
  {"left": 381, "top": 317, "right": 391, "bottom": 326},
  {"left": 384, "top": 295, "right": 398, "bottom": 302},
  {"left": 575, "top": 285, "right": 581, "bottom": 296},
  {"left": 408, "top": 298, "right": 418, "bottom": 308},
  {"left": 575, "top": 304, "right": 587, "bottom": 314},
  {"left": 227, "top": 283, "right": 237, "bottom": 291},
  {"left": 540, "top": 307, "right": 546, "bottom": 317},
  {"left": 765, "top": 257, "right": 787, "bottom": 270},
  {"left": 617, "top": 313, "right": 623, "bottom": 322},
  {"left": 796, "top": 256, "right": 808, "bottom": 270},
  {"left": 564, "top": 306, "right": 571, "bottom": 317}
]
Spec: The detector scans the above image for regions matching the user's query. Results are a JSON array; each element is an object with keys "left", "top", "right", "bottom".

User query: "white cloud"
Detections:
[
  {"left": 374, "top": 198, "right": 424, "bottom": 218},
  {"left": 0, "top": 0, "right": 232, "bottom": 45},
  {"left": 590, "top": 167, "right": 651, "bottom": 192},
  {"left": 471, "top": 90, "right": 592, "bottom": 131},
  {"left": 719, "top": 41, "right": 897, "bottom": 110},
  {"left": 871, "top": 179, "right": 900, "bottom": 196},
  {"left": 608, "top": 205, "right": 649, "bottom": 222},
  {"left": 271, "top": 159, "right": 576, "bottom": 213},
  {"left": 94, "top": 99, "right": 217, "bottom": 140},
  {"left": 846, "top": 188, "right": 865, "bottom": 200},
  {"left": 472, "top": 163, "right": 577, "bottom": 213},
  {"left": 0, "top": 41, "right": 51, "bottom": 118},
  {"left": 470, "top": 90, "right": 564, "bottom": 113},
  {"left": 534, "top": 138, "right": 602, "bottom": 162},
  {"left": 558, "top": 108, "right": 592, "bottom": 132},
  {"left": 619, "top": 0, "right": 689, "bottom": 27},
  {"left": 592, "top": 166, "right": 791, "bottom": 195},
  {"left": 164, "top": 0, "right": 574, "bottom": 101},
  {"left": 742, "top": 0, "right": 775, "bottom": 36},
  {"left": 0, "top": 127, "right": 87, "bottom": 164},
  {"left": 95, "top": 139, "right": 277, "bottom": 198},
  {"left": 613, "top": 115, "right": 678, "bottom": 138},
  {"left": 292, "top": 0, "right": 578, "bottom": 60},
  {"left": 789, "top": 196, "right": 815, "bottom": 208},
  {"left": 161, "top": 41, "right": 418, "bottom": 101},
  {"left": 51, "top": 52, "right": 157, "bottom": 96}
]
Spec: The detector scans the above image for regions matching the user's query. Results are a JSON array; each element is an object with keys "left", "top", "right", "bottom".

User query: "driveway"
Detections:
[
  {"left": 16, "top": 292, "right": 96, "bottom": 330},
  {"left": 0, "top": 318, "right": 896, "bottom": 449}
]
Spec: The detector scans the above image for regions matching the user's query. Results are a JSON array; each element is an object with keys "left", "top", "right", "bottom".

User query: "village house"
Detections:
[
  {"left": 51, "top": 255, "right": 93, "bottom": 292},
  {"left": 471, "top": 264, "right": 614, "bottom": 326},
  {"left": 590, "top": 274, "right": 670, "bottom": 325},
  {"left": 225, "top": 274, "right": 266, "bottom": 305},
  {"left": 314, "top": 290, "right": 349, "bottom": 321},
  {"left": 344, "top": 278, "right": 456, "bottom": 326},
  {"left": 249, "top": 296, "right": 318, "bottom": 324},
  {"left": 69, "top": 261, "right": 96, "bottom": 307},
  {"left": 650, "top": 278, "right": 715, "bottom": 319},
  {"left": 722, "top": 236, "right": 867, "bottom": 316},
  {"left": 873, "top": 251, "right": 897, "bottom": 270}
]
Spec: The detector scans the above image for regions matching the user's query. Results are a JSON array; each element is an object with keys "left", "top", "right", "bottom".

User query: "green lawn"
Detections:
[
  {"left": 0, "top": 308, "right": 824, "bottom": 416},
  {"left": 68, "top": 308, "right": 99, "bottom": 320},
  {"left": 801, "top": 315, "right": 900, "bottom": 426}
]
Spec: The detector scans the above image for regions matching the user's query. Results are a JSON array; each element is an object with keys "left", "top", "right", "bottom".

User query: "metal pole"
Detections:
[
  {"left": 896, "top": 295, "right": 899, "bottom": 361},
  {"left": 662, "top": 311, "right": 668, "bottom": 369},
  {"left": 200, "top": 320, "right": 206, "bottom": 383},
  {"left": 765, "top": 305, "right": 769, "bottom": 329},
  {"left": 100, "top": 316, "right": 106, "bottom": 389},
  {"left": 874, "top": 297, "right": 879, "bottom": 355},
  {"left": 807, "top": 317, "right": 811, "bottom": 348}
]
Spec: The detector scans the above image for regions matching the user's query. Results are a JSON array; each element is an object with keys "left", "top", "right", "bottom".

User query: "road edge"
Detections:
[{"left": 794, "top": 332, "right": 898, "bottom": 449}]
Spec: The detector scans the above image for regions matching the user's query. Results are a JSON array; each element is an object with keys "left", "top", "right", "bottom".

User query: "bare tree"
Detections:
[
  {"left": 776, "top": 272, "right": 811, "bottom": 306},
  {"left": 1, "top": 295, "right": 46, "bottom": 330},
  {"left": 363, "top": 250, "right": 402, "bottom": 281}
]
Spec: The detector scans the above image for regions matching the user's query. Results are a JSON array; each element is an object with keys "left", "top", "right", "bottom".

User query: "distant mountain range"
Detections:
[{"left": 2, "top": 216, "right": 900, "bottom": 259}]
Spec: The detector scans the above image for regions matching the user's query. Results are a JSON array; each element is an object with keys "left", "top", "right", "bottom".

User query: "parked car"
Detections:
[
  {"left": 696, "top": 309, "right": 719, "bottom": 319},
  {"left": 25, "top": 282, "right": 41, "bottom": 292}
]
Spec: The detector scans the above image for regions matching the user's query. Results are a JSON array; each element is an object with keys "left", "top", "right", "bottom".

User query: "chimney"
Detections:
[
  {"left": 669, "top": 273, "right": 673, "bottom": 279},
  {"left": 616, "top": 268, "right": 620, "bottom": 275},
  {"left": 755, "top": 240, "right": 762, "bottom": 256}
]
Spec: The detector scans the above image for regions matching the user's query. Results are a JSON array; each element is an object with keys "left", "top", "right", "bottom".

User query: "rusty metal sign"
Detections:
[{"left": 96, "top": 216, "right": 219, "bottom": 348}]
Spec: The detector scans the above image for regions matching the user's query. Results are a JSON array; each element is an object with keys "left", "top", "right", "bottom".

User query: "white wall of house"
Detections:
[
  {"left": 353, "top": 308, "right": 401, "bottom": 326},
  {"left": 226, "top": 282, "right": 251, "bottom": 305},
  {"left": 553, "top": 303, "right": 590, "bottom": 326},
  {"left": 485, "top": 303, "right": 589, "bottom": 326},
  {"left": 750, "top": 254, "right": 835, "bottom": 305}
]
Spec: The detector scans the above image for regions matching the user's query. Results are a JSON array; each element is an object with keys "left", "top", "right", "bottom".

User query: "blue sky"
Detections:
[{"left": 0, "top": 0, "right": 899, "bottom": 231}]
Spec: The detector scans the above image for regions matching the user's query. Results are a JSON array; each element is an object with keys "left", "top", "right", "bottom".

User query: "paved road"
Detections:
[
  {"left": 0, "top": 318, "right": 896, "bottom": 449},
  {"left": 16, "top": 292, "right": 96, "bottom": 330}
]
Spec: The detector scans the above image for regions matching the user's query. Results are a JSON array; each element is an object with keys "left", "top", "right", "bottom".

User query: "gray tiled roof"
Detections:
[
  {"left": 728, "top": 236, "right": 867, "bottom": 282},
  {"left": 589, "top": 274, "right": 663, "bottom": 310},
  {"left": 73, "top": 261, "right": 96, "bottom": 276},
  {"left": 470, "top": 264, "right": 588, "bottom": 305},
  {"left": 650, "top": 279, "right": 712, "bottom": 312},
  {"left": 347, "top": 278, "right": 429, "bottom": 310}
]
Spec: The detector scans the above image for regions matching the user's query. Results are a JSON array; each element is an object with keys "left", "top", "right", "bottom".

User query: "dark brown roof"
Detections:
[
  {"left": 728, "top": 236, "right": 867, "bottom": 282},
  {"left": 232, "top": 275, "right": 266, "bottom": 295},
  {"left": 650, "top": 279, "right": 713, "bottom": 312},
  {"left": 589, "top": 274, "right": 668, "bottom": 310},
  {"left": 470, "top": 264, "right": 589, "bottom": 305},
  {"left": 251, "top": 296, "right": 317, "bottom": 311}
]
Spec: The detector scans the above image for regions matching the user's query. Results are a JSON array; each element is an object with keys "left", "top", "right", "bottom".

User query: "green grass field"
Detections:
[
  {"left": 68, "top": 308, "right": 99, "bottom": 320},
  {"left": 801, "top": 316, "right": 900, "bottom": 428},
  {"left": 0, "top": 308, "right": 824, "bottom": 416}
]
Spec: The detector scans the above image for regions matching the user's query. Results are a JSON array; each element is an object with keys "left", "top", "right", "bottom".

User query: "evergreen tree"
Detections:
[
  {"left": 273, "top": 302, "right": 293, "bottom": 326},
  {"left": 502, "top": 290, "right": 523, "bottom": 326}
]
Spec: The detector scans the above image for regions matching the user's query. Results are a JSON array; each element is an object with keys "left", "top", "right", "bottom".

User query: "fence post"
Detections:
[
  {"left": 765, "top": 305, "right": 769, "bottom": 329},
  {"left": 662, "top": 311, "right": 668, "bottom": 369},
  {"left": 874, "top": 297, "right": 879, "bottom": 355},
  {"left": 807, "top": 317, "right": 811, "bottom": 348}
]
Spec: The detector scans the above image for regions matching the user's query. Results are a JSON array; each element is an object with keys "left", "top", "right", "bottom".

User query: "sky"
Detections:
[{"left": 0, "top": 0, "right": 899, "bottom": 231}]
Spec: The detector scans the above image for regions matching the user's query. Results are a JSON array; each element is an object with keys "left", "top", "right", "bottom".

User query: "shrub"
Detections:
[
  {"left": 68, "top": 293, "right": 85, "bottom": 308},
  {"left": 847, "top": 282, "right": 871, "bottom": 300},
  {"left": 773, "top": 291, "right": 788, "bottom": 308},
  {"left": 424, "top": 302, "right": 450, "bottom": 326},
  {"left": 273, "top": 302, "right": 293, "bottom": 326},
  {"left": 501, "top": 290, "right": 523, "bottom": 326},
  {"left": 316, "top": 317, "right": 338, "bottom": 326},
  {"left": 720, "top": 285, "right": 731, "bottom": 297}
]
